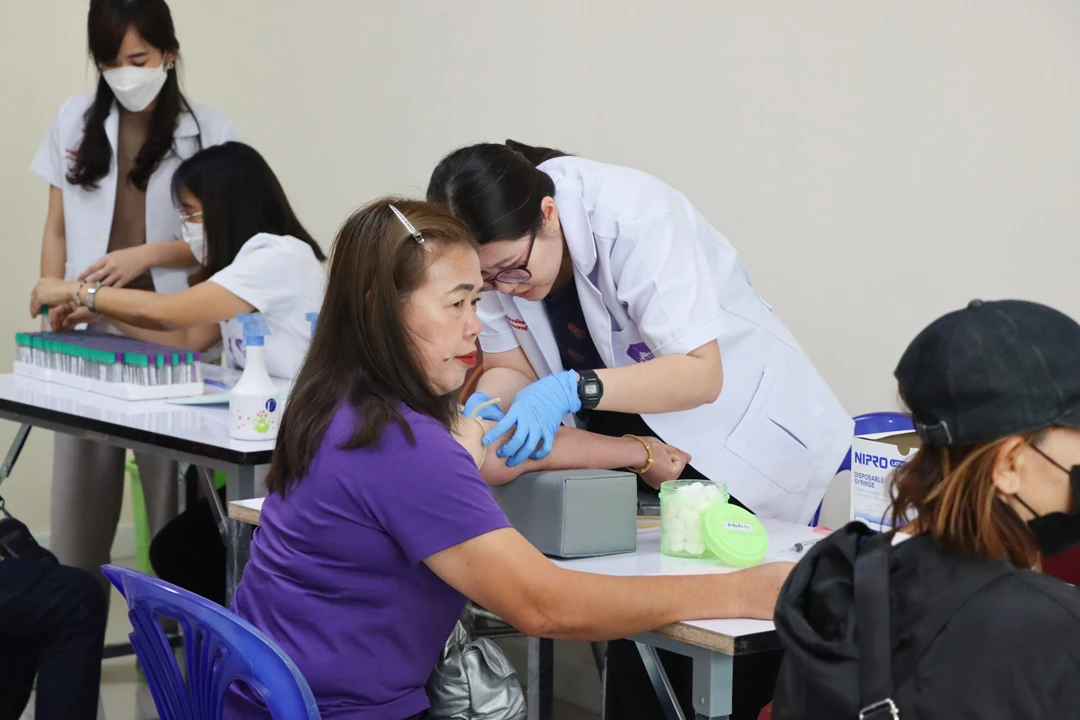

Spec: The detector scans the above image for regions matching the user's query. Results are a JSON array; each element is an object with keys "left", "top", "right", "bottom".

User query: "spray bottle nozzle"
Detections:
[
  {"left": 236, "top": 314, "right": 271, "bottom": 347},
  {"left": 306, "top": 312, "right": 318, "bottom": 335}
]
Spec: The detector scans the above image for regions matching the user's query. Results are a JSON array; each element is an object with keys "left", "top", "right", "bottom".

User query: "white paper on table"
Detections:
[{"left": 761, "top": 518, "right": 831, "bottom": 561}]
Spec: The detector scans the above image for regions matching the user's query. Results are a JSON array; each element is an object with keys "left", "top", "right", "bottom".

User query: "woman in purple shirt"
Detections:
[{"left": 227, "top": 199, "right": 793, "bottom": 720}]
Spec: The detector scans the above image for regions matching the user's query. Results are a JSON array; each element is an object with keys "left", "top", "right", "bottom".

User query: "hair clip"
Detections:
[{"left": 389, "top": 204, "right": 424, "bottom": 244}]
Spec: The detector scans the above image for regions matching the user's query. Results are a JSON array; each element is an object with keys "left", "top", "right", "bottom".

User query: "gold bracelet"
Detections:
[{"left": 623, "top": 434, "right": 654, "bottom": 474}]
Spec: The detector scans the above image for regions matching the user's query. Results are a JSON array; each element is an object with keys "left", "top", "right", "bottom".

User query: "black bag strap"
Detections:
[{"left": 854, "top": 532, "right": 899, "bottom": 719}]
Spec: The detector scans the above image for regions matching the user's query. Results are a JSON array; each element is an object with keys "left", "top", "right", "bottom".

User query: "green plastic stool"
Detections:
[{"left": 126, "top": 460, "right": 227, "bottom": 576}]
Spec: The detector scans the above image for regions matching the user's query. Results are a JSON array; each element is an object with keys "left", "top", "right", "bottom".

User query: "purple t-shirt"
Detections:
[{"left": 225, "top": 404, "right": 511, "bottom": 720}]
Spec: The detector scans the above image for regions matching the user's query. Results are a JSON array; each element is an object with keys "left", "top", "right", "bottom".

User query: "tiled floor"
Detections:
[{"left": 19, "top": 559, "right": 599, "bottom": 720}]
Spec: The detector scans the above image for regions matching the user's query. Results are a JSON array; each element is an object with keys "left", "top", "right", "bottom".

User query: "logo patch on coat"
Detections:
[
  {"left": 509, "top": 317, "right": 528, "bottom": 331},
  {"left": 626, "top": 342, "right": 655, "bottom": 363}
]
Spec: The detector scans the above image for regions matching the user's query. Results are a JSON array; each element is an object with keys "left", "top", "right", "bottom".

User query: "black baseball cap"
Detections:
[{"left": 895, "top": 299, "right": 1080, "bottom": 447}]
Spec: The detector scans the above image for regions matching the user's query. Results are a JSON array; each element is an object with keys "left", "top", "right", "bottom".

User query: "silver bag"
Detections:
[{"left": 426, "top": 621, "right": 527, "bottom": 720}]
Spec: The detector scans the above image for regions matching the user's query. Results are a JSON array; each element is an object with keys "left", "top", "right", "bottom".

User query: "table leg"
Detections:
[
  {"left": 224, "top": 464, "right": 256, "bottom": 605},
  {"left": 632, "top": 632, "right": 734, "bottom": 720},
  {"left": 590, "top": 640, "right": 607, "bottom": 679},
  {"left": 527, "top": 636, "right": 553, "bottom": 720},
  {"left": 636, "top": 642, "right": 687, "bottom": 720},
  {"left": 0, "top": 423, "right": 31, "bottom": 490},
  {"left": 689, "top": 649, "right": 733, "bottom": 720}
]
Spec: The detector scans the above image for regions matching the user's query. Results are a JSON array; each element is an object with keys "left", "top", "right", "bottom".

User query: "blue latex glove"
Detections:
[
  {"left": 463, "top": 391, "right": 505, "bottom": 421},
  {"left": 482, "top": 371, "right": 582, "bottom": 467}
]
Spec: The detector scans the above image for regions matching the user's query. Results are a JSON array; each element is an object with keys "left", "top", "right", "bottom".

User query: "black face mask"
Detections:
[{"left": 1015, "top": 445, "right": 1080, "bottom": 558}]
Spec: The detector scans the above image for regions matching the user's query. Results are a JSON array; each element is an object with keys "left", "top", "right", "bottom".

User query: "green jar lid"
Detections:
[{"left": 701, "top": 503, "right": 769, "bottom": 568}]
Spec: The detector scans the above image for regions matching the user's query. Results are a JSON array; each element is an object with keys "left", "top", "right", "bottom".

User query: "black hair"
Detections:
[
  {"left": 426, "top": 140, "right": 570, "bottom": 245},
  {"left": 171, "top": 142, "right": 326, "bottom": 276},
  {"left": 69, "top": 0, "right": 195, "bottom": 192}
]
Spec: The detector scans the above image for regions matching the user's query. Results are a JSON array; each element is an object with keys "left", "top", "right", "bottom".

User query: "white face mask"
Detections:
[
  {"left": 102, "top": 61, "right": 171, "bottom": 112},
  {"left": 181, "top": 218, "right": 206, "bottom": 265}
]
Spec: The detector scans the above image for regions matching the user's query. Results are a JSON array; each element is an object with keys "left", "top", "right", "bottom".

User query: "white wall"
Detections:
[{"left": 2, "top": 0, "right": 1079, "bottom": 533}]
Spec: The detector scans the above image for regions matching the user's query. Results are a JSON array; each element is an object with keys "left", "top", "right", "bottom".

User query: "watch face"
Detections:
[{"left": 584, "top": 379, "right": 601, "bottom": 397}]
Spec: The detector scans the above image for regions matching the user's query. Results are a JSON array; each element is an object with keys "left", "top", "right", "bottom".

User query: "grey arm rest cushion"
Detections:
[{"left": 490, "top": 469, "right": 638, "bottom": 558}]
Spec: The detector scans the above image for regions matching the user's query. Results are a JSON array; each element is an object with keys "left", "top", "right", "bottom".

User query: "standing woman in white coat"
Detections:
[
  {"left": 30, "top": 0, "right": 236, "bottom": 588},
  {"left": 428, "top": 141, "right": 852, "bottom": 719}
]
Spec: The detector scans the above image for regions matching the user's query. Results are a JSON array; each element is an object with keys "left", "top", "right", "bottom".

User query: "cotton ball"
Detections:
[
  {"left": 666, "top": 533, "right": 686, "bottom": 554},
  {"left": 665, "top": 517, "right": 685, "bottom": 535},
  {"left": 688, "top": 482, "right": 705, "bottom": 494},
  {"left": 676, "top": 504, "right": 698, "bottom": 526},
  {"left": 685, "top": 538, "right": 706, "bottom": 556},
  {"left": 704, "top": 484, "right": 723, "bottom": 498},
  {"left": 684, "top": 522, "right": 703, "bottom": 544},
  {"left": 693, "top": 499, "right": 712, "bottom": 514}
]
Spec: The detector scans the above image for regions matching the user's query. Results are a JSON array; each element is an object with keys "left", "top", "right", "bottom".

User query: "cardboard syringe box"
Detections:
[{"left": 850, "top": 431, "right": 920, "bottom": 531}]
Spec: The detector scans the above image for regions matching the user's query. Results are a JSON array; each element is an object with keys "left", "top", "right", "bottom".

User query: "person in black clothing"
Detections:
[
  {"left": 0, "top": 552, "right": 107, "bottom": 720},
  {"left": 772, "top": 299, "right": 1080, "bottom": 719}
]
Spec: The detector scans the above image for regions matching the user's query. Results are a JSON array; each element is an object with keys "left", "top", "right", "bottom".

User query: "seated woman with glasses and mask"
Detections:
[{"left": 769, "top": 300, "right": 1080, "bottom": 720}]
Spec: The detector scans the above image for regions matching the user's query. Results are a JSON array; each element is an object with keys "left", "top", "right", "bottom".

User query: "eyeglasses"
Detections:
[
  {"left": 178, "top": 210, "right": 203, "bottom": 223},
  {"left": 482, "top": 230, "right": 537, "bottom": 291}
]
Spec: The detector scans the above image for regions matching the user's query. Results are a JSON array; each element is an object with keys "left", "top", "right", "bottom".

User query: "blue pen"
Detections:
[{"left": 204, "top": 379, "right": 231, "bottom": 390}]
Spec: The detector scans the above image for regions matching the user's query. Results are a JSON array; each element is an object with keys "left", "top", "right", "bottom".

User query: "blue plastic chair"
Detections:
[
  {"left": 102, "top": 565, "right": 321, "bottom": 720},
  {"left": 810, "top": 411, "right": 914, "bottom": 526}
]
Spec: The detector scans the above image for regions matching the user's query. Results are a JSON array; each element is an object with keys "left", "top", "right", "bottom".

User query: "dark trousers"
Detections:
[
  {"left": 0, "top": 554, "right": 107, "bottom": 720},
  {"left": 585, "top": 411, "right": 783, "bottom": 720},
  {"left": 149, "top": 483, "right": 227, "bottom": 607}
]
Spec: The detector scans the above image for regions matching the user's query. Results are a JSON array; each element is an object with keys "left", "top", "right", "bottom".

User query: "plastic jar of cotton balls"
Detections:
[{"left": 659, "top": 480, "right": 730, "bottom": 558}]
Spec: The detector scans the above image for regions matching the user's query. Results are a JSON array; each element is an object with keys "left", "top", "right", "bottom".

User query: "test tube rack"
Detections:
[{"left": 13, "top": 331, "right": 205, "bottom": 401}]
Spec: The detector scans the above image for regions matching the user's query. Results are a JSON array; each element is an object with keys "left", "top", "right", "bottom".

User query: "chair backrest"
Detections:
[{"left": 102, "top": 565, "right": 320, "bottom": 720}]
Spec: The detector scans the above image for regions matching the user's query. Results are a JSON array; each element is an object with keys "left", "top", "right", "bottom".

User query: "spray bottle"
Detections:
[{"left": 229, "top": 314, "right": 281, "bottom": 441}]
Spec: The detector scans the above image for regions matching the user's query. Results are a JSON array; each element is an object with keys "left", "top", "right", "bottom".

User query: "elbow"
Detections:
[
  {"left": 507, "top": 607, "right": 557, "bottom": 638},
  {"left": 506, "top": 581, "right": 588, "bottom": 640},
  {"left": 679, "top": 372, "right": 722, "bottom": 410},
  {"left": 699, "top": 374, "right": 722, "bottom": 405},
  {"left": 511, "top": 607, "right": 583, "bottom": 640},
  {"left": 692, "top": 356, "right": 723, "bottom": 406},
  {"left": 479, "top": 461, "right": 518, "bottom": 487}
]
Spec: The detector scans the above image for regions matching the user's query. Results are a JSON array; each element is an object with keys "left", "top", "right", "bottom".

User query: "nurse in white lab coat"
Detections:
[
  {"left": 428, "top": 141, "right": 852, "bottom": 524},
  {"left": 30, "top": 0, "right": 235, "bottom": 587},
  {"left": 430, "top": 141, "right": 850, "bottom": 719}
]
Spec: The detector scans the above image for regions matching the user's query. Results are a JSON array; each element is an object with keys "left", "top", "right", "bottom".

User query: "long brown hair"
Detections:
[
  {"left": 265, "top": 198, "right": 478, "bottom": 496},
  {"left": 889, "top": 425, "right": 1046, "bottom": 568}
]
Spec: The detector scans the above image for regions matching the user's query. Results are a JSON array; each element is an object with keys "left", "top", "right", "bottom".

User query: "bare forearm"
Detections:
[
  {"left": 142, "top": 240, "right": 198, "bottom": 268},
  {"left": 595, "top": 345, "right": 723, "bottom": 414},
  {"left": 41, "top": 232, "right": 66, "bottom": 279},
  {"left": 535, "top": 569, "right": 745, "bottom": 641},
  {"left": 88, "top": 287, "right": 179, "bottom": 330},
  {"left": 95, "top": 315, "right": 217, "bottom": 351},
  {"left": 480, "top": 426, "right": 645, "bottom": 485}
]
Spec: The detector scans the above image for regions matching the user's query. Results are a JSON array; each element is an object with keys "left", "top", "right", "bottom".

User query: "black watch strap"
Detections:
[{"left": 577, "top": 370, "right": 603, "bottom": 410}]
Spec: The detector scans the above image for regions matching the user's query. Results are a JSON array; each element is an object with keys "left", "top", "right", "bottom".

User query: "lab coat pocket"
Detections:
[{"left": 724, "top": 349, "right": 821, "bottom": 494}]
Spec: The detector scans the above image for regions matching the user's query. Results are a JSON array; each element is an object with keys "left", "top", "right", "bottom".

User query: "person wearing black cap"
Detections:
[{"left": 769, "top": 299, "right": 1080, "bottom": 720}]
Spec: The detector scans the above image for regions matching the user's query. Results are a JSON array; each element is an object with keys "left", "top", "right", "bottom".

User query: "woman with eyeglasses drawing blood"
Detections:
[{"left": 428, "top": 140, "right": 853, "bottom": 720}]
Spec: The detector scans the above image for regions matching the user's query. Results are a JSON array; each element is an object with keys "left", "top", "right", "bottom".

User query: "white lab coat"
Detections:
[
  {"left": 477, "top": 157, "right": 853, "bottom": 523},
  {"left": 30, "top": 94, "right": 237, "bottom": 294}
]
